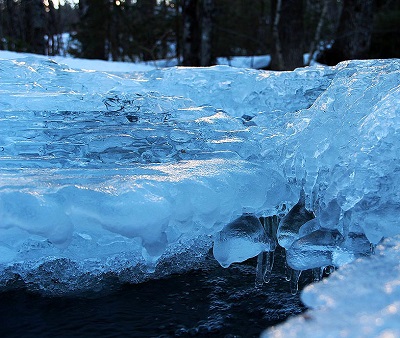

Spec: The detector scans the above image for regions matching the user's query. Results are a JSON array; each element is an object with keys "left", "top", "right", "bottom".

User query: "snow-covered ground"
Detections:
[
  {"left": 0, "top": 50, "right": 271, "bottom": 72},
  {"left": 263, "top": 235, "right": 400, "bottom": 338},
  {"left": 0, "top": 51, "right": 399, "bottom": 336}
]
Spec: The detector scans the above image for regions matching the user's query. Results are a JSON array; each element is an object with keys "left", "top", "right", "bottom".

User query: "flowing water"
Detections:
[{"left": 0, "top": 250, "right": 308, "bottom": 338}]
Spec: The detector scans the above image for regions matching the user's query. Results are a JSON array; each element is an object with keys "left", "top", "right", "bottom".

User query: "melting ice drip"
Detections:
[{"left": 213, "top": 189, "right": 373, "bottom": 294}]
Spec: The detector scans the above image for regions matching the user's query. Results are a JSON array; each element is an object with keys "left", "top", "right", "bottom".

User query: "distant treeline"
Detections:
[{"left": 0, "top": 0, "right": 398, "bottom": 70}]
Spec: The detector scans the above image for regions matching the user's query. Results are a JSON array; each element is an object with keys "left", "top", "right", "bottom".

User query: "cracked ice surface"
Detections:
[{"left": 0, "top": 56, "right": 399, "bottom": 295}]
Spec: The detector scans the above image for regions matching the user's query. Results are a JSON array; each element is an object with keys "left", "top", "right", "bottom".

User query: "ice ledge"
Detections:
[{"left": 262, "top": 235, "right": 400, "bottom": 338}]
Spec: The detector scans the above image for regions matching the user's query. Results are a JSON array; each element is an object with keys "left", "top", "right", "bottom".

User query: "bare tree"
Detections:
[
  {"left": 305, "top": 0, "right": 329, "bottom": 66},
  {"left": 182, "top": 0, "right": 200, "bottom": 65},
  {"left": 199, "top": 0, "right": 213, "bottom": 66},
  {"left": 182, "top": 0, "right": 214, "bottom": 66},
  {"left": 270, "top": 0, "right": 304, "bottom": 70},
  {"left": 24, "top": 0, "right": 46, "bottom": 54}
]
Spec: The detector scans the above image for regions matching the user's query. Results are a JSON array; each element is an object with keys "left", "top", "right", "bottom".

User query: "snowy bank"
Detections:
[
  {"left": 0, "top": 50, "right": 270, "bottom": 72},
  {"left": 263, "top": 235, "right": 400, "bottom": 338}
]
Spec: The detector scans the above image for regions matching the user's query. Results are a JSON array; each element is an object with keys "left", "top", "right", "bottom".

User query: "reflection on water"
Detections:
[{"left": 0, "top": 251, "right": 307, "bottom": 338}]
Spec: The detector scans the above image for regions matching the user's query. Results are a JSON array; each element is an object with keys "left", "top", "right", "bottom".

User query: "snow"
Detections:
[
  {"left": 262, "top": 236, "right": 400, "bottom": 338},
  {"left": 0, "top": 51, "right": 399, "bottom": 333},
  {"left": 0, "top": 50, "right": 270, "bottom": 72},
  {"left": 0, "top": 50, "right": 156, "bottom": 72}
]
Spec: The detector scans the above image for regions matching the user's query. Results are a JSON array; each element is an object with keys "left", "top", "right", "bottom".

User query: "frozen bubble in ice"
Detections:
[
  {"left": 277, "top": 189, "right": 315, "bottom": 249},
  {"left": 213, "top": 214, "right": 272, "bottom": 268},
  {"left": 286, "top": 228, "right": 344, "bottom": 270}
]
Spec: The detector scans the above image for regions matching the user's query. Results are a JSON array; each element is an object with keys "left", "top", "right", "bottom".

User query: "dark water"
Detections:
[{"left": 0, "top": 253, "right": 307, "bottom": 338}]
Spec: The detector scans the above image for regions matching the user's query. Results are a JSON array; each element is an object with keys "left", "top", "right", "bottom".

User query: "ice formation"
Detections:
[
  {"left": 277, "top": 188, "right": 315, "bottom": 250},
  {"left": 0, "top": 55, "right": 399, "bottom": 296},
  {"left": 213, "top": 213, "right": 272, "bottom": 268},
  {"left": 286, "top": 228, "right": 344, "bottom": 270}
]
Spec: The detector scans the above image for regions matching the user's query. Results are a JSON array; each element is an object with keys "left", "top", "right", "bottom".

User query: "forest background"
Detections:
[{"left": 0, "top": 0, "right": 399, "bottom": 71}]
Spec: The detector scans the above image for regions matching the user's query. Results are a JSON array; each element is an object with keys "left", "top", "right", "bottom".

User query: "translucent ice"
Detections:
[
  {"left": 277, "top": 189, "right": 315, "bottom": 249},
  {"left": 0, "top": 56, "right": 399, "bottom": 295},
  {"left": 254, "top": 216, "right": 280, "bottom": 285},
  {"left": 331, "top": 231, "right": 373, "bottom": 267},
  {"left": 286, "top": 228, "right": 344, "bottom": 270},
  {"left": 213, "top": 214, "right": 272, "bottom": 268}
]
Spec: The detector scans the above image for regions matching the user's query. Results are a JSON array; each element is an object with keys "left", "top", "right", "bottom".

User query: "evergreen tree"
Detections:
[
  {"left": 370, "top": 0, "right": 400, "bottom": 59},
  {"left": 44, "top": 0, "right": 62, "bottom": 56},
  {"left": 71, "top": 0, "right": 110, "bottom": 60},
  {"left": 24, "top": 0, "right": 46, "bottom": 54},
  {"left": 0, "top": 0, "right": 397, "bottom": 65},
  {"left": 213, "top": 0, "right": 270, "bottom": 59},
  {"left": 199, "top": 0, "right": 213, "bottom": 66},
  {"left": 317, "top": 0, "right": 374, "bottom": 65},
  {"left": 8, "top": 0, "right": 23, "bottom": 51},
  {"left": 182, "top": 0, "right": 200, "bottom": 65}
]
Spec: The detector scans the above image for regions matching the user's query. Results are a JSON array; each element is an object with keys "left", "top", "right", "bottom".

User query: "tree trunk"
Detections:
[
  {"left": 137, "top": 0, "right": 157, "bottom": 61},
  {"left": 182, "top": 0, "right": 214, "bottom": 66},
  {"left": 175, "top": 0, "right": 182, "bottom": 61},
  {"left": 4, "top": 0, "right": 19, "bottom": 51},
  {"left": 317, "top": 0, "right": 374, "bottom": 65},
  {"left": 182, "top": 0, "right": 200, "bottom": 66},
  {"left": 270, "top": 0, "right": 304, "bottom": 70},
  {"left": 0, "top": 7, "right": 3, "bottom": 50},
  {"left": 25, "top": 0, "right": 46, "bottom": 54},
  {"left": 199, "top": 0, "right": 213, "bottom": 66},
  {"left": 306, "top": 0, "right": 329, "bottom": 66},
  {"left": 109, "top": 1, "right": 120, "bottom": 61},
  {"left": 77, "top": 0, "right": 109, "bottom": 60}
]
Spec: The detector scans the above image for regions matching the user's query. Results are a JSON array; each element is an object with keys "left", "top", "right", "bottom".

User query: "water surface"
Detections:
[{"left": 0, "top": 252, "right": 307, "bottom": 337}]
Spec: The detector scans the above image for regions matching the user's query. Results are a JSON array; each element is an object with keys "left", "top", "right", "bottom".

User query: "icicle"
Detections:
[
  {"left": 255, "top": 250, "right": 275, "bottom": 286},
  {"left": 320, "top": 266, "right": 325, "bottom": 280},
  {"left": 290, "top": 269, "right": 302, "bottom": 295},
  {"left": 261, "top": 215, "right": 279, "bottom": 247},
  {"left": 213, "top": 213, "right": 271, "bottom": 268},
  {"left": 370, "top": 243, "right": 376, "bottom": 255},
  {"left": 263, "top": 251, "right": 274, "bottom": 283},
  {"left": 284, "top": 254, "right": 291, "bottom": 281},
  {"left": 261, "top": 215, "right": 279, "bottom": 282},
  {"left": 254, "top": 215, "right": 279, "bottom": 286},
  {"left": 312, "top": 266, "right": 324, "bottom": 282},
  {"left": 255, "top": 252, "right": 266, "bottom": 287}
]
